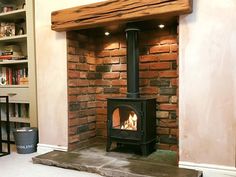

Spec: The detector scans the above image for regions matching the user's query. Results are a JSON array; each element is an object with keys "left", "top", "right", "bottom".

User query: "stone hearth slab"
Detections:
[{"left": 32, "top": 142, "right": 202, "bottom": 177}]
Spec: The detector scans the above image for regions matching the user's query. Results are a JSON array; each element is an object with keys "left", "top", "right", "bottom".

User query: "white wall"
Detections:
[
  {"left": 179, "top": 0, "right": 236, "bottom": 167},
  {"left": 34, "top": 0, "right": 105, "bottom": 150}
]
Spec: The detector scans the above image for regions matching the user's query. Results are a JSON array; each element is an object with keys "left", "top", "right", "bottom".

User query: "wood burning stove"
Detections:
[
  {"left": 107, "top": 28, "right": 156, "bottom": 155},
  {"left": 107, "top": 97, "right": 156, "bottom": 155}
]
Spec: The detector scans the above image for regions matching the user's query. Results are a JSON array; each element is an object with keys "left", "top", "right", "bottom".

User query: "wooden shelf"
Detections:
[
  {"left": 0, "top": 100, "right": 30, "bottom": 104},
  {"left": 1, "top": 117, "right": 30, "bottom": 123},
  {"left": 0, "top": 34, "right": 27, "bottom": 42},
  {"left": 0, "top": 59, "right": 28, "bottom": 65},
  {"left": 51, "top": 0, "right": 192, "bottom": 32},
  {"left": 0, "top": 9, "right": 26, "bottom": 20},
  {"left": 0, "top": 85, "right": 28, "bottom": 88}
]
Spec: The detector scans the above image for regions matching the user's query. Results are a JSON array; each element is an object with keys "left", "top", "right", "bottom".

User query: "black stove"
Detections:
[{"left": 106, "top": 28, "right": 156, "bottom": 155}]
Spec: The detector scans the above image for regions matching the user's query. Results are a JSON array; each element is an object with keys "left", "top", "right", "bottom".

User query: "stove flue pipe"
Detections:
[{"left": 125, "top": 28, "right": 140, "bottom": 98}]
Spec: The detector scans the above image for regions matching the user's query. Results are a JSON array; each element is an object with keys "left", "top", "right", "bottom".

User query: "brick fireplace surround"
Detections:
[{"left": 66, "top": 25, "right": 178, "bottom": 151}]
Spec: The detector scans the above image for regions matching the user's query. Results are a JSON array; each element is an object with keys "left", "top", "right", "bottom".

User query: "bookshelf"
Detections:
[
  {"left": 0, "top": 34, "right": 27, "bottom": 42},
  {"left": 0, "top": 9, "right": 26, "bottom": 19},
  {"left": 0, "top": 59, "right": 27, "bottom": 65},
  {"left": 0, "top": 0, "right": 37, "bottom": 142}
]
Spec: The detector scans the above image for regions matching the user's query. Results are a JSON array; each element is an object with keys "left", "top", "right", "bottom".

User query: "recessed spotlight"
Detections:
[
  {"left": 158, "top": 24, "right": 165, "bottom": 29},
  {"left": 105, "top": 31, "right": 110, "bottom": 36}
]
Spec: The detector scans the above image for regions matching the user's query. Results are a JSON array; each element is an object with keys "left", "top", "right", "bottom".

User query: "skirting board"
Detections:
[
  {"left": 37, "top": 144, "right": 68, "bottom": 154},
  {"left": 179, "top": 161, "right": 236, "bottom": 176}
]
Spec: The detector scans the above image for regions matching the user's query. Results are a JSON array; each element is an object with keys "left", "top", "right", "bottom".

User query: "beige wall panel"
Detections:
[{"left": 179, "top": 0, "right": 236, "bottom": 166}]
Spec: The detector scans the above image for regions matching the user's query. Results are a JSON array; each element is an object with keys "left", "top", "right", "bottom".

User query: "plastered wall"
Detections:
[
  {"left": 34, "top": 0, "right": 104, "bottom": 149},
  {"left": 179, "top": 0, "right": 236, "bottom": 166}
]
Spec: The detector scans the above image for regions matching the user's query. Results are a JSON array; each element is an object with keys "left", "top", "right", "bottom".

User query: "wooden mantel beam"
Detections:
[{"left": 51, "top": 0, "right": 192, "bottom": 32}]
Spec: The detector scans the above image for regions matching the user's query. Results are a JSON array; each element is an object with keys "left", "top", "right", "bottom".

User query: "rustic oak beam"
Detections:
[{"left": 51, "top": 0, "right": 192, "bottom": 32}]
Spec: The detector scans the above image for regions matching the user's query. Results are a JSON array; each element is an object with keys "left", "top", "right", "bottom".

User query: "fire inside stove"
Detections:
[{"left": 112, "top": 107, "right": 138, "bottom": 131}]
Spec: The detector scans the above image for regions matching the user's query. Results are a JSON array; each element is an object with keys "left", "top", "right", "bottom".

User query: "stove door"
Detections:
[
  {"left": 110, "top": 105, "right": 142, "bottom": 140},
  {"left": 112, "top": 106, "right": 138, "bottom": 131}
]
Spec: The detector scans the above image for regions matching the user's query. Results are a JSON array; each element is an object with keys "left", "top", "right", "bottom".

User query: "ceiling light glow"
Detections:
[
  {"left": 105, "top": 31, "right": 110, "bottom": 36},
  {"left": 158, "top": 24, "right": 165, "bottom": 29}
]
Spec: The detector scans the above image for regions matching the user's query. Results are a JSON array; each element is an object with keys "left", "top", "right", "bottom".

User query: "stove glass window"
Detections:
[{"left": 112, "top": 107, "right": 138, "bottom": 131}]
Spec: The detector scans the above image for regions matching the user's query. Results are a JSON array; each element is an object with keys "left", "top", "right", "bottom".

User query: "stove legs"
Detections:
[
  {"left": 141, "top": 141, "right": 156, "bottom": 156},
  {"left": 106, "top": 139, "right": 156, "bottom": 156},
  {"left": 141, "top": 144, "right": 148, "bottom": 156},
  {"left": 106, "top": 138, "right": 111, "bottom": 152}
]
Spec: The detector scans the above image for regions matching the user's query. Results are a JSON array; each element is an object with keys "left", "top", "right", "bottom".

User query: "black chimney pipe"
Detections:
[{"left": 125, "top": 28, "right": 140, "bottom": 98}]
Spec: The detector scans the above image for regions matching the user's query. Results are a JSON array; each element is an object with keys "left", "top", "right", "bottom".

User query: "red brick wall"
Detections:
[
  {"left": 67, "top": 26, "right": 178, "bottom": 151},
  {"left": 67, "top": 32, "right": 97, "bottom": 150}
]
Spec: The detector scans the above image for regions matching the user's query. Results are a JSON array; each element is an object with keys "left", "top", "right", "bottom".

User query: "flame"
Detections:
[{"left": 121, "top": 112, "right": 137, "bottom": 131}]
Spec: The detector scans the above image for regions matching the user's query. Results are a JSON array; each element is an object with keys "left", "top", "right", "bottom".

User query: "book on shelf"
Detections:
[
  {"left": 14, "top": 103, "right": 29, "bottom": 118},
  {"left": 1, "top": 103, "right": 29, "bottom": 119},
  {"left": 0, "top": 55, "right": 27, "bottom": 61},
  {"left": 0, "top": 66, "right": 28, "bottom": 85},
  {"left": 0, "top": 67, "right": 6, "bottom": 84},
  {"left": 0, "top": 45, "right": 27, "bottom": 61}
]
